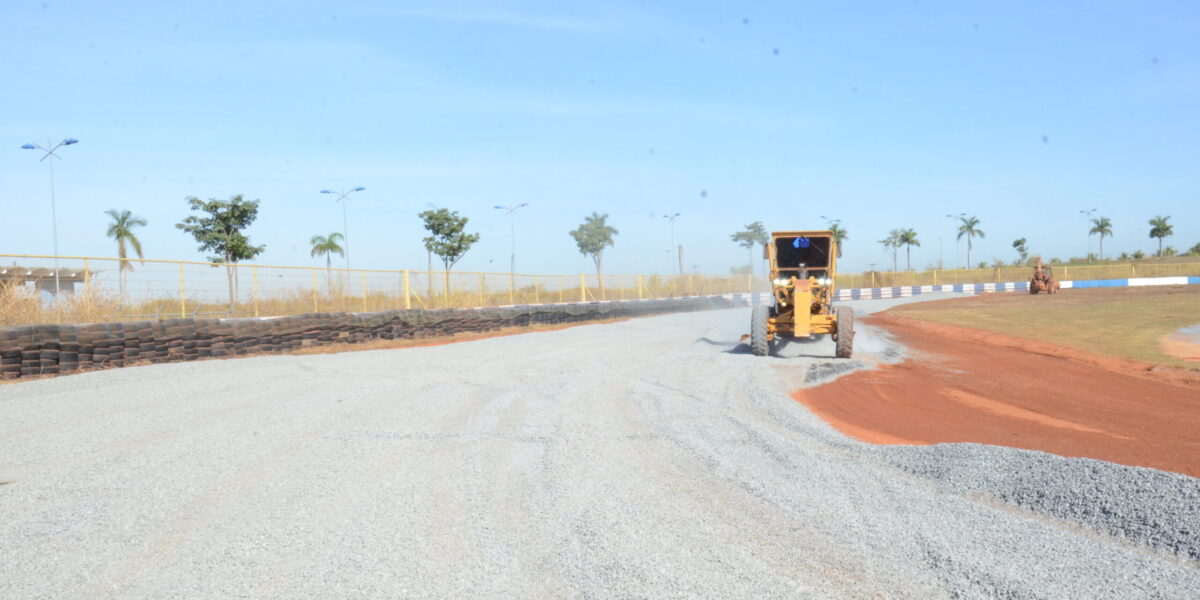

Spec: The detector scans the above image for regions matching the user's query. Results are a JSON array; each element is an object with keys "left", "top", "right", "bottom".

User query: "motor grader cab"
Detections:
[{"left": 749, "top": 230, "right": 854, "bottom": 358}]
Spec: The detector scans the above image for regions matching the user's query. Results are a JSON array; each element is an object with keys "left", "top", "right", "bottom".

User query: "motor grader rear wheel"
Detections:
[
  {"left": 751, "top": 304, "right": 771, "bottom": 357},
  {"left": 834, "top": 306, "right": 855, "bottom": 358}
]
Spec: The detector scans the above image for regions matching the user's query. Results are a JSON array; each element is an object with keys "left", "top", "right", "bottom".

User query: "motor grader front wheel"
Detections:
[
  {"left": 751, "top": 304, "right": 770, "bottom": 357},
  {"left": 834, "top": 306, "right": 855, "bottom": 358}
]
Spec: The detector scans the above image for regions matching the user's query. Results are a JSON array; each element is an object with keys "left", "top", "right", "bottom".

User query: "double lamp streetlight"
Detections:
[
  {"left": 320, "top": 186, "right": 366, "bottom": 269},
  {"left": 21, "top": 137, "right": 79, "bottom": 298}
]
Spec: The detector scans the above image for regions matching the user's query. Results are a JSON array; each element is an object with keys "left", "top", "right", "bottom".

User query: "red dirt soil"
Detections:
[{"left": 794, "top": 314, "right": 1200, "bottom": 478}]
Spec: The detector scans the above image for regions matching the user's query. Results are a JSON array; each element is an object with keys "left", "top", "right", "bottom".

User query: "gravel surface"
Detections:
[{"left": 1, "top": 296, "right": 1198, "bottom": 599}]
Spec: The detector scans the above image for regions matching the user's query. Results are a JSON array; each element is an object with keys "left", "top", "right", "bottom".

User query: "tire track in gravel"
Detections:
[{"left": 2, "top": 302, "right": 1198, "bottom": 599}]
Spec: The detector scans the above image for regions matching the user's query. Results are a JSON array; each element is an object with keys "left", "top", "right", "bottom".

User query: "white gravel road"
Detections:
[{"left": 2, "top": 299, "right": 1198, "bottom": 599}]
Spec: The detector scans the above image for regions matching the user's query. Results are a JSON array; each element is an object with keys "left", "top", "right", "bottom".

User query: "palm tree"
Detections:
[
  {"left": 310, "top": 232, "right": 345, "bottom": 294},
  {"left": 1089, "top": 217, "right": 1113, "bottom": 260},
  {"left": 829, "top": 223, "right": 848, "bottom": 255},
  {"left": 1148, "top": 215, "right": 1173, "bottom": 258},
  {"left": 957, "top": 216, "right": 985, "bottom": 268},
  {"left": 104, "top": 209, "right": 147, "bottom": 297},
  {"left": 897, "top": 228, "right": 920, "bottom": 270}
]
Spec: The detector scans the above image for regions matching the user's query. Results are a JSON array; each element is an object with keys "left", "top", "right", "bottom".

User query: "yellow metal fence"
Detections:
[
  {"left": 0, "top": 254, "right": 767, "bottom": 326},
  {"left": 4, "top": 254, "right": 1198, "bottom": 327}
]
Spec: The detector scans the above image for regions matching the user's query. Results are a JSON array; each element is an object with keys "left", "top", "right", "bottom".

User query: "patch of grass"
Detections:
[{"left": 887, "top": 286, "right": 1200, "bottom": 367}]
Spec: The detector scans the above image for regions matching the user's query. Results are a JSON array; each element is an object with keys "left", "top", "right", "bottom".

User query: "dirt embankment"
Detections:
[{"left": 795, "top": 313, "right": 1200, "bottom": 478}]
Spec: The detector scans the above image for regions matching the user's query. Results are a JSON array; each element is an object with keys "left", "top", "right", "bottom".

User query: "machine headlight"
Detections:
[
  {"left": 773, "top": 278, "right": 791, "bottom": 287},
  {"left": 816, "top": 277, "right": 831, "bottom": 285}
]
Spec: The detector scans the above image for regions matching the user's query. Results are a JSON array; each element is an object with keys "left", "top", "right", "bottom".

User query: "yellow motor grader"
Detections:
[{"left": 749, "top": 230, "right": 854, "bottom": 358}]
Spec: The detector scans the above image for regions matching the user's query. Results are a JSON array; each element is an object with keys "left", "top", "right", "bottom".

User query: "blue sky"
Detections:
[{"left": 2, "top": 1, "right": 1198, "bottom": 274}]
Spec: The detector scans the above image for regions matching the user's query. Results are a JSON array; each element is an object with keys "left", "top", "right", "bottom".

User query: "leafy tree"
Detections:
[
  {"left": 104, "top": 209, "right": 147, "bottom": 297},
  {"left": 1187, "top": 242, "right": 1200, "bottom": 257},
  {"left": 897, "top": 228, "right": 920, "bottom": 270},
  {"left": 309, "top": 232, "right": 345, "bottom": 294},
  {"left": 1118, "top": 251, "right": 1130, "bottom": 261},
  {"left": 570, "top": 212, "right": 619, "bottom": 288},
  {"left": 1163, "top": 246, "right": 1178, "bottom": 258},
  {"left": 1089, "top": 216, "right": 1113, "bottom": 260},
  {"left": 419, "top": 208, "right": 480, "bottom": 297},
  {"left": 729, "top": 221, "right": 769, "bottom": 275},
  {"left": 957, "top": 215, "right": 985, "bottom": 268},
  {"left": 175, "top": 195, "right": 265, "bottom": 309},
  {"left": 878, "top": 229, "right": 902, "bottom": 272},
  {"left": 1148, "top": 215, "right": 1173, "bottom": 257},
  {"left": 1011, "top": 238, "right": 1028, "bottom": 264},
  {"left": 1132, "top": 249, "right": 1146, "bottom": 260}
]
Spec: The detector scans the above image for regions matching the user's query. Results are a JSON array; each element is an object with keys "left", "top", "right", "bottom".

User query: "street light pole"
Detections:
[
  {"left": 21, "top": 138, "right": 79, "bottom": 300},
  {"left": 320, "top": 186, "right": 365, "bottom": 269},
  {"left": 493, "top": 203, "right": 529, "bottom": 275},
  {"left": 663, "top": 212, "right": 681, "bottom": 275},
  {"left": 945, "top": 213, "right": 965, "bottom": 269},
  {"left": 1079, "top": 208, "right": 1097, "bottom": 263}
]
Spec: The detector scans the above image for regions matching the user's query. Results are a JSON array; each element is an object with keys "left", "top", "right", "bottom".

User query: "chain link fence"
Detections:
[
  {"left": 0, "top": 254, "right": 767, "bottom": 326},
  {"left": 4, "top": 253, "right": 1198, "bottom": 327}
]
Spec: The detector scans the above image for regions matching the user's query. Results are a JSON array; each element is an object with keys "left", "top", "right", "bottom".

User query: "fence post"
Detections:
[
  {"left": 83, "top": 258, "right": 91, "bottom": 316},
  {"left": 178, "top": 262, "right": 186, "bottom": 318},
  {"left": 534, "top": 281, "right": 540, "bottom": 304},
  {"left": 558, "top": 277, "right": 564, "bottom": 304},
  {"left": 508, "top": 272, "right": 515, "bottom": 305},
  {"left": 361, "top": 271, "right": 368, "bottom": 312},
  {"left": 479, "top": 273, "right": 486, "bottom": 306},
  {"left": 619, "top": 276, "right": 625, "bottom": 301},
  {"left": 252, "top": 266, "right": 260, "bottom": 318},
  {"left": 579, "top": 274, "right": 587, "bottom": 302},
  {"left": 403, "top": 270, "right": 412, "bottom": 309},
  {"left": 637, "top": 274, "right": 645, "bottom": 299},
  {"left": 311, "top": 269, "right": 319, "bottom": 312}
]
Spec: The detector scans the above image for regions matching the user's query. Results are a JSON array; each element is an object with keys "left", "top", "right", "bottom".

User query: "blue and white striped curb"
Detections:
[
  {"left": 833, "top": 275, "right": 1200, "bottom": 301},
  {"left": 455, "top": 275, "right": 1200, "bottom": 312},
  {"left": 1064, "top": 275, "right": 1200, "bottom": 289}
]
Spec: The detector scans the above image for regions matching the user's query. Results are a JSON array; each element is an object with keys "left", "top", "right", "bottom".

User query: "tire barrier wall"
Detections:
[{"left": 0, "top": 295, "right": 750, "bottom": 381}]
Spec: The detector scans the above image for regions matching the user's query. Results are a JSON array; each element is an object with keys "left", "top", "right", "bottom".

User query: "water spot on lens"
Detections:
[
  {"left": 1041, "top": 135, "right": 1049, "bottom": 144},
  {"left": 742, "top": 17, "right": 749, "bottom": 25},
  {"left": 772, "top": 48, "right": 780, "bottom": 56}
]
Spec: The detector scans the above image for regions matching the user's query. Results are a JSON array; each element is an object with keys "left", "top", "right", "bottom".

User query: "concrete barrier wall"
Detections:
[{"left": 0, "top": 295, "right": 752, "bottom": 381}]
